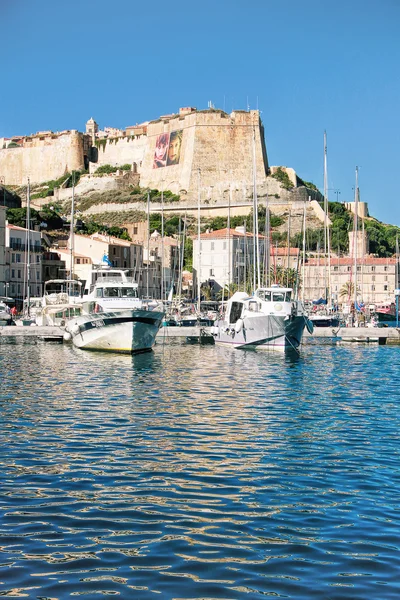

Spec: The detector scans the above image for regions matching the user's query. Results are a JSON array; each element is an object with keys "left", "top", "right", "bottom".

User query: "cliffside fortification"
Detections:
[
  {"left": 0, "top": 106, "right": 321, "bottom": 209},
  {"left": 0, "top": 130, "right": 91, "bottom": 186}
]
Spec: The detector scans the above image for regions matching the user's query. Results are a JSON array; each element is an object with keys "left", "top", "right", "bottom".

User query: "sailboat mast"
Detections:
[
  {"left": 252, "top": 126, "right": 260, "bottom": 288},
  {"left": 323, "top": 131, "right": 331, "bottom": 302},
  {"left": 26, "top": 178, "right": 31, "bottom": 316},
  {"left": 69, "top": 172, "right": 75, "bottom": 290},
  {"left": 286, "top": 210, "right": 291, "bottom": 288},
  {"left": 197, "top": 169, "right": 201, "bottom": 314},
  {"left": 161, "top": 182, "right": 164, "bottom": 302},
  {"left": 146, "top": 191, "right": 150, "bottom": 300},
  {"left": 228, "top": 182, "right": 231, "bottom": 292},
  {"left": 353, "top": 166, "right": 359, "bottom": 309},
  {"left": 301, "top": 201, "right": 307, "bottom": 300},
  {"left": 265, "top": 188, "right": 270, "bottom": 287}
]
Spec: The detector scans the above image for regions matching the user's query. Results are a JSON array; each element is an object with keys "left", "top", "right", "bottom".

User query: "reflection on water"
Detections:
[{"left": 1, "top": 340, "right": 400, "bottom": 599}]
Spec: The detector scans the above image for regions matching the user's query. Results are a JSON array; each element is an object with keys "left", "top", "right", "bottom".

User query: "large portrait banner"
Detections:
[{"left": 153, "top": 130, "right": 183, "bottom": 169}]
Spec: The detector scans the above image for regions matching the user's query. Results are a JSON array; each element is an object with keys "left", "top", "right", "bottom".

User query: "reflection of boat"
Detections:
[
  {"left": 64, "top": 309, "right": 164, "bottom": 353},
  {"left": 212, "top": 286, "right": 312, "bottom": 351}
]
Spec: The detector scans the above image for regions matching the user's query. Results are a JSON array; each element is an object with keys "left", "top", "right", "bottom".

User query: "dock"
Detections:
[
  {"left": 0, "top": 326, "right": 64, "bottom": 343},
  {"left": 1, "top": 325, "right": 400, "bottom": 346}
]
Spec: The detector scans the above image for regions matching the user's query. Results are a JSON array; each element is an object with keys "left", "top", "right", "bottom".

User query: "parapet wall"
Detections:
[
  {"left": 90, "top": 135, "right": 148, "bottom": 173},
  {"left": 0, "top": 131, "right": 88, "bottom": 185}
]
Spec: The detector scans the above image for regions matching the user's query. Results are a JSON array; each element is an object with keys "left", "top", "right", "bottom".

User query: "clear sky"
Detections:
[{"left": 1, "top": 0, "right": 399, "bottom": 224}]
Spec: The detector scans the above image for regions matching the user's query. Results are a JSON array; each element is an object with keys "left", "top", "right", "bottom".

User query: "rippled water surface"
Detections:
[{"left": 1, "top": 339, "right": 400, "bottom": 599}]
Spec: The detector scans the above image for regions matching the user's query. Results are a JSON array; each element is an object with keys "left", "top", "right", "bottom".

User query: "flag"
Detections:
[{"left": 102, "top": 253, "right": 112, "bottom": 266}]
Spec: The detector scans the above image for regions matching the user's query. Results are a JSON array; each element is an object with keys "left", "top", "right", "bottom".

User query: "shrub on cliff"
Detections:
[{"left": 271, "top": 167, "right": 294, "bottom": 190}]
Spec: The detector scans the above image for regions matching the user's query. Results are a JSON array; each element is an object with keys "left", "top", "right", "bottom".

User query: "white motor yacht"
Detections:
[
  {"left": 64, "top": 269, "right": 164, "bottom": 353},
  {"left": 36, "top": 280, "right": 83, "bottom": 326},
  {"left": 212, "top": 285, "right": 313, "bottom": 351}
]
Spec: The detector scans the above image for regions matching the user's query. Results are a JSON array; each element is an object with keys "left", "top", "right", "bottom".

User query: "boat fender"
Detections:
[
  {"left": 235, "top": 318, "right": 244, "bottom": 333},
  {"left": 63, "top": 331, "right": 72, "bottom": 341},
  {"left": 305, "top": 318, "right": 314, "bottom": 334}
]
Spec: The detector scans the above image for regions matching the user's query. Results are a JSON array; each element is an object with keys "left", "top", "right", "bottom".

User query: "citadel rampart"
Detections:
[
  {"left": 0, "top": 131, "right": 90, "bottom": 185},
  {"left": 1, "top": 107, "right": 322, "bottom": 213}
]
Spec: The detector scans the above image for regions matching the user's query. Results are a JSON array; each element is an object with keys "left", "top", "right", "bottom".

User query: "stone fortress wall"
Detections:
[
  {"left": 0, "top": 107, "right": 322, "bottom": 210},
  {"left": 0, "top": 131, "right": 90, "bottom": 186}
]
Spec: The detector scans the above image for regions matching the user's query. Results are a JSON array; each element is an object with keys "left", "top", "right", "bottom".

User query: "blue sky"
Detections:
[{"left": 1, "top": 0, "right": 399, "bottom": 224}]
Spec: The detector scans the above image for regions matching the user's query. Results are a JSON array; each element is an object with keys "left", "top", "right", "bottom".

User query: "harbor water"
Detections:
[{"left": 1, "top": 340, "right": 400, "bottom": 599}]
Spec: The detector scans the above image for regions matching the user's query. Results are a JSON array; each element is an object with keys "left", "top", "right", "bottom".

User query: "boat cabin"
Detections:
[{"left": 254, "top": 287, "right": 293, "bottom": 303}]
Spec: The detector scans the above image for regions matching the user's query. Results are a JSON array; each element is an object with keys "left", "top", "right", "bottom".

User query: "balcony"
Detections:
[{"left": 9, "top": 241, "right": 43, "bottom": 253}]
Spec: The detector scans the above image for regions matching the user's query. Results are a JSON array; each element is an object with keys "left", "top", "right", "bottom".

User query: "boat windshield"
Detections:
[
  {"left": 272, "top": 291, "right": 291, "bottom": 302},
  {"left": 97, "top": 287, "right": 138, "bottom": 298},
  {"left": 120, "top": 287, "right": 138, "bottom": 298}
]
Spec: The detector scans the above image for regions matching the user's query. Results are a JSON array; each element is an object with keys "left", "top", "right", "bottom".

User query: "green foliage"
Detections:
[
  {"left": 94, "top": 164, "right": 119, "bottom": 174},
  {"left": 95, "top": 139, "right": 107, "bottom": 152},
  {"left": 203, "top": 208, "right": 284, "bottom": 235},
  {"left": 149, "top": 214, "right": 182, "bottom": 237},
  {"left": 270, "top": 266, "right": 300, "bottom": 290},
  {"left": 30, "top": 169, "right": 87, "bottom": 199},
  {"left": 76, "top": 219, "right": 131, "bottom": 240},
  {"left": 94, "top": 163, "right": 131, "bottom": 174},
  {"left": 364, "top": 220, "right": 400, "bottom": 257},
  {"left": 183, "top": 237, "right": 193, "bottom": 271},
  {"left": 299, "top": 179, "right": 319, "bottom": 192},
  {"left": 271, "top": 167, "right": 293, "bottom": 190},
  {"left": 6, "top": 205, "right": 64, "bottom": 229}
]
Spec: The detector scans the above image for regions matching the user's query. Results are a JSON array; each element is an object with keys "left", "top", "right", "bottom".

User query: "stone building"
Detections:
[
  {"left": 0, "top": 207, "right": 6, "bottom": 296},
  {"left": 59, "top": 233, "right": 157, "bottom": 298},
  {"left": 193, "top": 227, "right": 301, "bottom": 294},
  {"left": 5, "top": 224, "right": 43, "bottom": 301},
  {"left": 303, "top": 256, "right": 397, "bottom": 305}
]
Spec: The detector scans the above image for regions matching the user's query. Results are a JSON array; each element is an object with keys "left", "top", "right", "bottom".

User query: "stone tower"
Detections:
[{"left": 86, "top": 117, "right": 98, "bottom": 145}]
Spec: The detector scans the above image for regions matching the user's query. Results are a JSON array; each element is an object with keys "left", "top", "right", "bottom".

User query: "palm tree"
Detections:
[{"left": 339, "top": 281, "right": 360, "bottom": 302}]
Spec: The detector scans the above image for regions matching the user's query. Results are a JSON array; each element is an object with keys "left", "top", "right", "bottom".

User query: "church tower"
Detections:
[{"left": 86, "top": 117, "right": 98, "bottom": 145}]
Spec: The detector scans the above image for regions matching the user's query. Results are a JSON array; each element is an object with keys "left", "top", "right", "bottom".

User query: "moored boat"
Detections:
[
  {"left": 211, "top": 285, "right": 312, "bottom": 351},
  {"left": 64, "top": 308, "right": 164, "bottom": 353}
]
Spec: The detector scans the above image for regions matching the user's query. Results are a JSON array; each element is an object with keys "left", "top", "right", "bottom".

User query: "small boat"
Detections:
[
  {"left": 211, "top": 285, "right": 313, "bottom": 351},
  {"left": 309, "top": 314, "right": 340, "bottom": 327},
  {"left": 0, "top": 300, "right": 13, "bottom": 326},
  {"left": 374, "top": 302, "right": 396, "bottom": 322}
]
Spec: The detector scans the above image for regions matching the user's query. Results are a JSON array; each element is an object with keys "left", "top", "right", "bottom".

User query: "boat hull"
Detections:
[
  {"left": 65, "top": 310, "right": 164, "bottom": 353},
  {"left": 213, "top": 314, "right": 307, "bottom": 351}
]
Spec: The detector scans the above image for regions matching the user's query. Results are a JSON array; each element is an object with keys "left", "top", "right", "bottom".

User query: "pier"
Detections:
[{"left": 2, "top": 325, "right": 400, "bottom": 345}]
